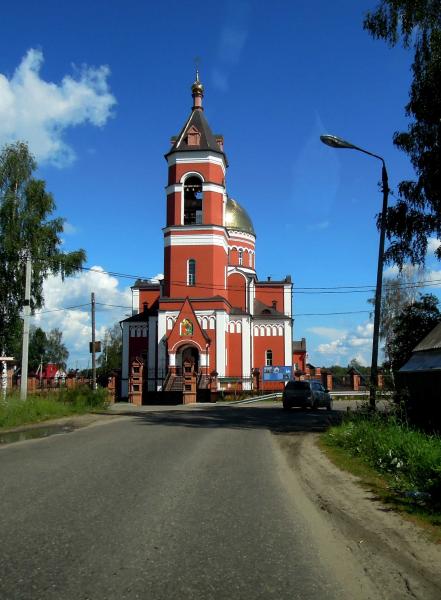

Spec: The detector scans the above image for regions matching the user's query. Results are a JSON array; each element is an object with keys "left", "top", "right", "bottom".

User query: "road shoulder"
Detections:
[{"left": 274, "top": 431, "right": 441, "bottom": 600}]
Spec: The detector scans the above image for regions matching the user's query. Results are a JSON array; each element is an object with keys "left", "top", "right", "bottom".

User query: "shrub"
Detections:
[
  {"left": 0, "top": 387, "right": 108, "bottom": 429},
  {"left": 324, "top": 413, "right": 441, "bottom": 504}
]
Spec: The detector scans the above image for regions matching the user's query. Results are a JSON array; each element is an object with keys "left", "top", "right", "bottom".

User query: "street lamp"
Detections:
[{"left": 320, "top": 134, "right": 389, "bottom": 410}]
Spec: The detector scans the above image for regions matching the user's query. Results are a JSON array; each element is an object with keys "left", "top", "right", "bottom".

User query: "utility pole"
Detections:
[
  {"left": 20, "top": 253, "right": 32, "bottom": 400},
  {"left": 91, "top": 292, "right": 97, "bottom": 390}
]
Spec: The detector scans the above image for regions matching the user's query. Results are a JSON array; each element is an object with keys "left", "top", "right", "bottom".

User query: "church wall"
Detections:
[
  {"left": 138, "top": 289, "right": 160, "bottom": 310},
  {"left": 203, "top": 190, "right": 224, "bottom": 224},
  {"left": 170, "top": 162, "right": 225, "bottom": 186},
  {"left": 227, "top": 272, "right": 247, "bottom": 311},
  {"left": 255, "top": 285, "right": 285, "bottom": 312},
  {"left": 165, "top": 243, "right": 227, "bottom": 297},
  {"left": 253, "top": 335, "right": 285, "bottom": 370},
  {"left": 166, "top": 191, "right": 181, "bottom": 226},
  {"left": 226, "top": 332, "right": 242, "bottom": 377}
]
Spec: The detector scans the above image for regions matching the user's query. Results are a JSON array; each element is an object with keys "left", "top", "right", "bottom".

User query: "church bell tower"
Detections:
[{"left": 162, "top": 72, "right": 229, "bottom": 298}]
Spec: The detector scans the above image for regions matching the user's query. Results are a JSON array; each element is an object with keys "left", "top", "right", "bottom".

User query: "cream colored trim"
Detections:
[
  {"left": 132, "top": 288, "right": 140, "bottom": 314},
  {"left": 121, "top": 322, "right": 130, "bottom": 398},
  {"left": 202, "top": 183, "right": 224, "bottom": 194},
  {"left": 227, "top": 230, "right": 256, "bottom": 242},
  {"left": 284, "top": 283, "right": 292, "bottom": 318},
  {"left": 165, "top": 233, "right": 228, "bottom": 253},
  {"left": 157, "top": 313, "right": 167, "bottom": 387},
  {"left": 284, "top": 320, "right": 292, "bottom": 366},
  {"left": 242, "top": 317, "right": 251, "bottom": 382},
  {"left": 180, "top": 171, "right": 205, "bottom": 183},
  {"left": 167, "top": 152, "right": 226, "bottom": 174},
  {"left": 165, "top": 183, "right": 183, "bottom": 194},
  {"left": 216, "top": 311, "right": 227, "bottom": 377}
]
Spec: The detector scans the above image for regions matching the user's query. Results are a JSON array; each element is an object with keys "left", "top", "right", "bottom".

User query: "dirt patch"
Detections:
[{"left": 274, "top": 431, "right": 441, "bottom": 600}]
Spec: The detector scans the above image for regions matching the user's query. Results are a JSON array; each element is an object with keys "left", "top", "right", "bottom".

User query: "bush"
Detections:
[
  {"left": 324, "top": 413, "right": 441, "bottom": 505},
  {"left": 0, "top": 387, "right": 108, "bottom": 429}
]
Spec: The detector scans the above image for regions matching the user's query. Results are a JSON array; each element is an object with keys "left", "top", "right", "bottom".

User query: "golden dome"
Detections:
[
  {"left": 225, "top": 198, "right": 255, "bottom": 236},
  {"left": 191, "top": 69, "right": 204, "bottom": 94}
]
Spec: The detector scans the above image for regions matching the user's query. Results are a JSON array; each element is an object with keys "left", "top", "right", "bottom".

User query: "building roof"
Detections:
[
  {"left": 256, "top": 275, "right": 292, "bottom": 285},
  {"left": 225, "top": 198, "right": 255, "bottom": 236},
  {"left": 166, "top": 108, "right": 227, "bottom": 162},
  {"left": 413, "top": 321, "right": 441, "bottom": 352},
  {"left": 253, "top": 298, "right": 286, "bottom": 318},
  {"left": 292, "top": 338, "right": 306, "bottom": 352},
  {"left": 399, "top": 350, "right": 441, "bottom": 373},
  {"left": 132, "top": 279, "right": 161, "bottom": 290}
]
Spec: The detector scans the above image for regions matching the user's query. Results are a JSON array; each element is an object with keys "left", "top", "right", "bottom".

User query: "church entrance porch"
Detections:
[{"left": 177, "top": 345, "right": 199, "bottom": 376}]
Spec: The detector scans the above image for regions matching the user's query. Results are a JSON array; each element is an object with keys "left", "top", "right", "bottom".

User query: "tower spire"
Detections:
[{"left": 191, "top": 69, "right": 204, "bottom": 111}]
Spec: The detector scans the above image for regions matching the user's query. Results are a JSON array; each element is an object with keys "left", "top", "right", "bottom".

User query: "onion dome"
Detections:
[
  {"left": 191, "top": 70, "right": 204, "bottom": 110},
  {"left": 191, "top": 70, "right": 204, "bottom": 95},
  {"left": 225, "top": 198, "right": 255, "bottom": 236}
]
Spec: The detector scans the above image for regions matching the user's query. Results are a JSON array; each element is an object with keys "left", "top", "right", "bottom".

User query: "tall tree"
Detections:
[
  {"left": 386, "top": 293, "right": 440, "bottom": 372},
  {"left": 364, "top": 1, "right": 441, "bottom": 266},
  {"left": 45, "top": 328, "right": 69, "bottom": 369},
  {"left": 97, "top": 322, "right": 122, "bottom": 377},
  {"left": 369, "top": 266, "right": 425, "bottom": 364},
  {"left": 28, "top": 326, "right": 48, "bottom": 372},
  {"left": 0, "top": 142, "right": 86, "bottom": 356}
]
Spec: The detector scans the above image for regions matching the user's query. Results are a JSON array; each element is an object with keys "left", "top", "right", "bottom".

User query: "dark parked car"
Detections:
[{"left": 282, "top": 380, "right": 332, "bottom": 411}]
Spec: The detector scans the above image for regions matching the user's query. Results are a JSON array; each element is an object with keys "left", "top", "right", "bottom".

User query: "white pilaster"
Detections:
[
  {"left": 132, "top": 288, "right": 140, "bottom": 314},
  {"left": 215, "top": 311, "right": 227, "bottom": 377},
  {"left": 148, "top": 317, "right": 157, "bottom": 392},
  {"left": 284, "top": 320, "right": 292, "bottom": 367},
  {"left": 284, "top": 284, "right": 292, "bottom": 318},
  {"left": 242, "top": 316, "right": 251, "bottom": 389},
  {"left": 121, "top": 322, "right": 130, "bottom": 398},
  {"left": 157, "top": 312, "right": 167, "bottom": 387}
]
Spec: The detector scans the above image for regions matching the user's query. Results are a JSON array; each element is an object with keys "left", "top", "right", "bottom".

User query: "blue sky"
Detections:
[{"left": 1, "top": 0, "right": 440, "bottom": 368}]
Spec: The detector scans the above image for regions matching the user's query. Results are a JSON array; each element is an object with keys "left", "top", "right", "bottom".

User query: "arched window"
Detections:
[
  {"left": 188, "top": 259, "right": 196, "bottom": 286},
  {"left": 184, "top": 176, "right": 203, "bottom": 225},
  {"left": 238, "top": 249, "right": 243, "bottom": 266},
  {"left": 265, "top": 349, "right": 273, "bottom": 366}
]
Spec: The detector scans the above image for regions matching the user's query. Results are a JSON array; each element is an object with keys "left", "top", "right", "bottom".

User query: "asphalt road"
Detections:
[{"left": 0, "top": 406, "right": 351, "bottom": 600}]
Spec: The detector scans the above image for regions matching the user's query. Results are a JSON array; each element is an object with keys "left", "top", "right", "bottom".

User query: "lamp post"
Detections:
[{"left": 320, "top": 134, "right": 389, "bottom": 410}]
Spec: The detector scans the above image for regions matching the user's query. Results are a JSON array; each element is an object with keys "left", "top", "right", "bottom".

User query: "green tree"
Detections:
[
  {"left": 97, "top": 322, "right": 122, "bottom": 377},
  {"left": 368, "top": 266, "right": 425, "bottom": 364},
  {"left": 45, "top": 328, "right": 69, "bottom": 369},
  {"left": 386, "top": 293, "right": 440, "bottom": 372},
  {"left": 364, "top": 1, "right": 441, "bottom": 266},
  {"left": 0, "top": 142, "right": 86, "bottom": 356},
  {"left": 28, "top": 326, "right": 48, "bottom": 372}
]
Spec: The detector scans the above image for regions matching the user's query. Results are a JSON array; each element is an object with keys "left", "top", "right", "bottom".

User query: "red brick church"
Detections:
[{"left": 121, "top": 73, "right": 294, "bottom": 401}]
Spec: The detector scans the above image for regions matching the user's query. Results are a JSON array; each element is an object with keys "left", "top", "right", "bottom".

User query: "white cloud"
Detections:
[
  {"left": 63, "top": 222, "right": 77, "bottom": 235},
  {"left": 315, "top": 321, "right": 373, "bottom": 365},
  {"left": 0, "top": 48, "right": 116, "bottom": 166},
  {"left": 427, "top": 237, "right": 441, "bottom": 255},
  {"left": 307, "top": 326, "right": 347, "bottom": 339},
  {"left": 33, "top": 267, "right": 131, "bottom": 366}
]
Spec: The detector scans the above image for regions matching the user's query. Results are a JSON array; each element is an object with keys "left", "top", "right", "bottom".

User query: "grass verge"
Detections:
[
  {"left": 320, "top": 412, "right": 441, "bottom": 540},
  {"left": 0, "top": 387, "right": 108, "bottom": 430}
]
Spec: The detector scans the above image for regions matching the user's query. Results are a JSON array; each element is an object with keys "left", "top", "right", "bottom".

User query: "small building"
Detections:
[
  {"left": 292, "top": 338, "right": 307, "bottom": 374},
  {"left": 399, "top": 321, "right": 441, "bottom": 429}
]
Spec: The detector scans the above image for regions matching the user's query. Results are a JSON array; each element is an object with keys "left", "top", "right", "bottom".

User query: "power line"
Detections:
[
  {"left": 33, "top": 303, "right": 91, "bottom": 315},
  {"left": 33, "top": 301, "right": 372, "bottom": 318},
  {"left": 30, "top": 256, "right": 441, "bottom": 295},
  {"left": 294, "top": 310, "right": 371, "bottom": 316}
]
